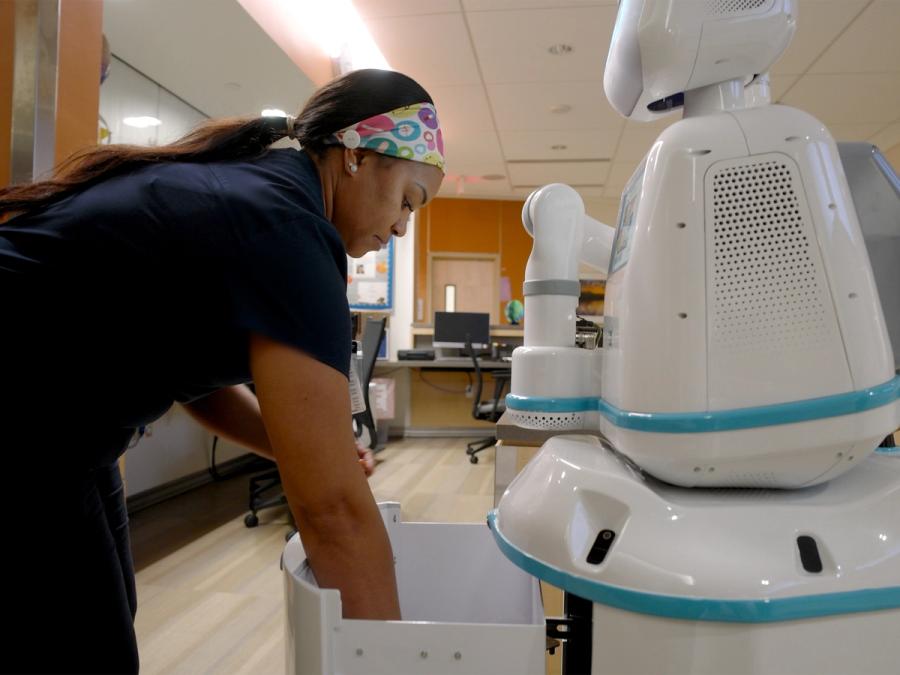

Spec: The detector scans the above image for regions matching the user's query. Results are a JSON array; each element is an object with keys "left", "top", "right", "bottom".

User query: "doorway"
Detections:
[{"left": 429, "top": 254, "right": 499, "bottom": 324}]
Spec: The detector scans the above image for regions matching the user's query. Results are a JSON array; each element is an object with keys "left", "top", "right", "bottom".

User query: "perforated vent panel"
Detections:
[
  {"left": 706, "top": 0, "right": 769, "bottom": 14},
  {"left": 711, "top": 158, "right": 831, "bottom": 352},
  {"left": 506, "top": 410, "right": 584, "bottom": 431}
]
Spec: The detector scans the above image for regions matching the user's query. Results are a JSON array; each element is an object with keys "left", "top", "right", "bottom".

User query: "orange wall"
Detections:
[
  {"left": 416, "top": 197, "right": 530, "bottom": 324},
  {"left": 0, "top": 2, "right": 14, "bottom": 188},
  {"left": 0, "top": 2, "right": 102, "bottom": 186},
  {"left": 55, "top": 0, "right": 103, "bottom": 166}
]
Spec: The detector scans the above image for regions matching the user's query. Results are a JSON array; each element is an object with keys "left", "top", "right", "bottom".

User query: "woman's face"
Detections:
[{"left": 333, "top": 151, "right": 444, "bottom": 257}]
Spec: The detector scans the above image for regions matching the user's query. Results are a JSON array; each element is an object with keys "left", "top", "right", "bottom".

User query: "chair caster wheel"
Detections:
[
  {"left": 470, "top": 455, "right": 479, "bottom": 464},
  {"left": 244, "top": 513, "right": 259, "bottom": 528}
]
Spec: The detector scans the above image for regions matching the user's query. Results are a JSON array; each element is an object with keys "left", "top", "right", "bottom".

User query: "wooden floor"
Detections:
[{"left": 129, "top": 437, "right": 498, "bottom": 674}]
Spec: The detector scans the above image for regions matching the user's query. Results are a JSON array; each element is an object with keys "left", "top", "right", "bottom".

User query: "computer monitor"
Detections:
[{"left": 433, "top": 311, "right": 491, "bottom": 350}]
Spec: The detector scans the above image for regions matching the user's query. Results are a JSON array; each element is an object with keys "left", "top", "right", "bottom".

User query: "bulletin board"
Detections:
[{"left": 347, "top": 238, "right": 394, "bottom": 311}]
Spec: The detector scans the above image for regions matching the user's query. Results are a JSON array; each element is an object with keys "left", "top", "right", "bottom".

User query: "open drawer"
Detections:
[{"left": 283, "top": 502, "right": 545, "bottom": 674}]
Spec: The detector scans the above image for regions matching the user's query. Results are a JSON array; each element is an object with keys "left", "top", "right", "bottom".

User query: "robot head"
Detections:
[{"left": 604, "top": 0, "right": 796, "bottom": 121}]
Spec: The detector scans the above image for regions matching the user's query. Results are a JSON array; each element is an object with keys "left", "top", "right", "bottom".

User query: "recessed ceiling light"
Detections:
[
  {"left": 551, "top": 144, "right": 568, "bottom": 150},
  {"left": 548, "top": 44, "right": 574, "bottom": 56},
  {"left": 481, "top": 174, "right": 506, "bottom": 181},
  {"left": 123, "top": 116, "right": 162, "bottom": 128},
  {"left": 262, "top": 108, "right": 288, "bottom": 117},
  {"left": 550, "top": 104, "right": 572, "bottom": 114}
]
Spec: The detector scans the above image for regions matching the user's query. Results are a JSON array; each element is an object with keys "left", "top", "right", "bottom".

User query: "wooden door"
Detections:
[{"left": 431, "top": 256, "right": 498, "bottom": 323}]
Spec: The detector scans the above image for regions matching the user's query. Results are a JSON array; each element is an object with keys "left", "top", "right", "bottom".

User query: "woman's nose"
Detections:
[{"left": 392, "top": 215, "right": 409, "bottom": 238}]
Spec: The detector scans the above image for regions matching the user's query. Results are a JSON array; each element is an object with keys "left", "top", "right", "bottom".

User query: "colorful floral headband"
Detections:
[{"left": 329, "top": 103, "right": 445, "bottom": 173}]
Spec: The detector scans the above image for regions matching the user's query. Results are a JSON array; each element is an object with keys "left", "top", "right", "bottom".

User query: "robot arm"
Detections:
[{"left": 520, "top": 183, "right": 616, "bottom": 348}]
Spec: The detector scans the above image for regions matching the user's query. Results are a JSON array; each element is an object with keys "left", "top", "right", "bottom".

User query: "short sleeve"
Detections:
[{"left": 224, "top": 216, "right": 352, "bottom": 378}]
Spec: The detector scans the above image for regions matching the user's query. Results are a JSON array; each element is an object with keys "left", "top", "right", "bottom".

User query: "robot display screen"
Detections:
[
  {"left": 609, "top": 159, "right": 645, "bottom": 274},
  {"left": 433, "top": 311, "right": 491, "bottom": 350}
]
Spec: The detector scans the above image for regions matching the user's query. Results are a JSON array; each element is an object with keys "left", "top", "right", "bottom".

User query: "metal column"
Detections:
[{"left": 9, "top": 0, "right": 60, "bottom": 184}]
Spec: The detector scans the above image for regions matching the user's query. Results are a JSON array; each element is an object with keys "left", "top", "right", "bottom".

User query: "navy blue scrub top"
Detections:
[{"left": 0, "top": 149, "right": 351, "bottom": 470}]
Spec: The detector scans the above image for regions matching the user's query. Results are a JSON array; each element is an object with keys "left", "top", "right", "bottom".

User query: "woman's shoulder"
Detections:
[{"left": 208, "top": 149, "right": 325, "bottom": 222}]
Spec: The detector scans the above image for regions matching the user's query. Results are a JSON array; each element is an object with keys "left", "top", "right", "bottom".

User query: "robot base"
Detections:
[{"left": 491, "top": 436, "right": 900, "bottom": 675}]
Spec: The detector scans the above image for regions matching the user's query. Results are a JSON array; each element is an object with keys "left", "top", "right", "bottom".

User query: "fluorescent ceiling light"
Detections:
[
  {"left": 298, "top": 0, "right": 389, "bottom": 71},
  {"left": 262, "top": 108, "right": 288, "bottom": 117},
  {"left": 123, "top": 116, "right": 162, "bottom": 128}
]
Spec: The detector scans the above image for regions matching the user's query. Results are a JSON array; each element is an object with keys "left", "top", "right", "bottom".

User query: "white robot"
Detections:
[{"left": 492, "top": 1, "right": 900, "bottom": 673}]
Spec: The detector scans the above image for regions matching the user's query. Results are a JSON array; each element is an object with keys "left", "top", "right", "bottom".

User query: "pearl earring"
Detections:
[{"left": 349, "top": 164, "right": 358, "bottom": 173}]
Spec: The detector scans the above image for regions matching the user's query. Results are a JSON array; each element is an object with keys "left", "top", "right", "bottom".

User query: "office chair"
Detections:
[
  {"left": 353, "top": 317, "right": 387, "bottom": 451},
  {"left": 244, "top": 317, "right": 387, "bottom": 531},
  {"left": 466, "top": 339, "right": 510, "bottom": 464}
]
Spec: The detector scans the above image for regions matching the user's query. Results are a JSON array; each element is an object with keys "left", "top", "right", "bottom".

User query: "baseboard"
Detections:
[
  {"left": 126, "top": 453, "right": 264, "bottom": 515},
  {"left": 399, "top": 427, "right": 495, "bottom": 438}
]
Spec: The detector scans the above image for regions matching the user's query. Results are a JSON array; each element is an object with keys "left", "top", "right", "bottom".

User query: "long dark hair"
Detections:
[{"left": 0, "top": 69, "right": 434, "bottom": 217}]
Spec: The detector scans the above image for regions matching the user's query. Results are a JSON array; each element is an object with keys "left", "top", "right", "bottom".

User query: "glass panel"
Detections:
[{"left": 444, "top": 284, "right": 456, "bottom": 312}]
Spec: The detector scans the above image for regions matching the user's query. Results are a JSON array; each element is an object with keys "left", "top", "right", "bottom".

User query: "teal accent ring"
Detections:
[
  {"left": 505, "top": 374, "right": 900, "bottom": 434},
  {"left": 487, "top": 510, "right": 900, "bottom": 623}
]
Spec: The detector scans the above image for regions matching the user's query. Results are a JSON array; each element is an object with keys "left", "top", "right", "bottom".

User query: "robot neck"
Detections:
[{"left": 683, "top": 78, "right": 747, "bottom": 118}]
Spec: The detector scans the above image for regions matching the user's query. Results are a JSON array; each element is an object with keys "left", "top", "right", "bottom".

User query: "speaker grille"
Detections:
[
  {"left": 706, "top": 0, "right": 769, "bottom": 14},
  {"left": 711, "top": 159, "right": 830, "bottom": 351},
  {"left": 506, "top": 410, "right": 584, "bottom": 431}
]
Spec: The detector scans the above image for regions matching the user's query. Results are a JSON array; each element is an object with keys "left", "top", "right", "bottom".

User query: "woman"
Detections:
[{"left": 0, "top": 68, "right": 444, "bottom": 673}]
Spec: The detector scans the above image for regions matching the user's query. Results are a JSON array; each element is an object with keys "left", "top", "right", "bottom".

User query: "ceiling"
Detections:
[
  {"left": 102, "top": 0, "right": 317, "bottom": 122},
  {"left": 103, "top": 0, "right": 900, "bottom": 208}
]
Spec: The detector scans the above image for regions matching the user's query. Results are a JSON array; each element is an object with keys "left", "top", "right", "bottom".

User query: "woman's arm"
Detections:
[
  {"left": 181, "top": 385, "right": 274, "bottom": 460},
  {"left": 181, "top": 384, "right": 376, "bottom": 475},
  {"left": 249, "top": 332, "right": 400, "bottom": 620}
]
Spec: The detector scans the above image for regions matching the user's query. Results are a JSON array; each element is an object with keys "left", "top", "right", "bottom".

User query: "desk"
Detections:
[
  {"left": 374, "top": 358, "right": 511, "bottom": 371},
  {"left": 371, "top": 360, "right": 511, "bottom": 434}
]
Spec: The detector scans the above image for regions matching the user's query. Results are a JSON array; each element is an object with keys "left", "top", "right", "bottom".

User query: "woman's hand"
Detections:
[
  {"left": 356, "top": 441, "right": 375, "bottom": 477},
  {"left": 249, "top": 333, "right": 400, "bottom": 620}
]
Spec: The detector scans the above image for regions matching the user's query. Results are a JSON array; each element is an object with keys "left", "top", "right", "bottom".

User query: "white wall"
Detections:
[
  {"left": 125, "top": 405, "right": 247, "bottom": 496},
  {"left": 391, "top": 215, "right": 416, "bottom": 358},
  {"left": 99, "top": 55, "right": 207, "bottom": 148}
]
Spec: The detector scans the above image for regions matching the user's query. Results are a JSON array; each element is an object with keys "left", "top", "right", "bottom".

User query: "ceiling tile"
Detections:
[
  {"left": 810, "top": 0, "right": 900, "bottom": 74},
  {"left": 770, "top": 74, "right": 799, "bottom": 102},
  {"left": 439, "top": 178, "right": 514, "bottom": 199},
  {"left": 488, "top": 81, "right": 622, "bottom": 131},
  {"left": 354, "top": 0, "right": 461, "bottom": 19},
  {"left": 605, "top": 162, "right": 640, "bottom": 191},
  {"left": 870, "top": 121, "right": 900, "bottom": 154},
  {"left": 613, "top": 118, "right": 678, "bottom": 162},
  {"left": 429, "top": 85, "right": 496, "bottom": 134},
  {"left": 467, "top": 5, "right": 617, "bottom": 84},
  {"left": 507, "top": 160, "right": 610, "bottom": 187},
  {"left": 499, "top": 129, "right": 619, "bottom": 161},
  {"left": 441, "top": 130, "right": 507, "bottom": 176},
  {"left": 464, "top": 0, "right": 616, "bottom": 9},
  {"left": 571, "top": 186, "right": 608, "bottom": 198},
  {"left": 771, "top": 0, "right": 868, "bottom": 76},
  {"left": 825, "top": 123, "right": 889, "bottom": 142},
  {"left": 782, "top": 73, "right": 900, "bottom": 125},
  {"left": 367, "top": 13, "right": 482, "bottom": 86}
]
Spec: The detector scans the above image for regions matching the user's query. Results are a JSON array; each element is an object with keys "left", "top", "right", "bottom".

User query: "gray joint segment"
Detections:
[{"left": 523, "top": 279, "right": 581, "bottom": 297}]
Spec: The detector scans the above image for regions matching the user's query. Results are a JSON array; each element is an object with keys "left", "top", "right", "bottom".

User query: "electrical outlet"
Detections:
[{"left": 465, "top": 385, "right": 473, "bottom": 398}]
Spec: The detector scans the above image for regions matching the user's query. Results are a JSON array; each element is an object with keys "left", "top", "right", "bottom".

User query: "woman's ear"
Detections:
[{"left": 343, "top": 148, "right": 361, "bottom": 175}]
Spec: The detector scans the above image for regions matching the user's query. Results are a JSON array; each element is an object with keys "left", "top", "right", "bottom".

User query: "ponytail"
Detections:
[
  {"left": 0, "top": 116, "right": 289, "bottom": 217},
  {"left": 0, "top": 68, "right": 434, "bottom": 218}
]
